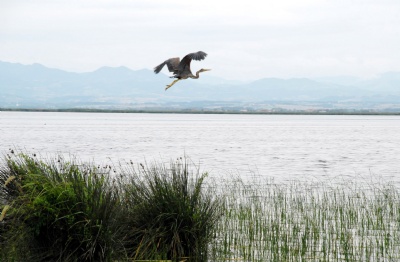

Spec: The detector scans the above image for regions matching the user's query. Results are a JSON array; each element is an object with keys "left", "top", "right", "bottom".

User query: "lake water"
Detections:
[{"left": 1, "top": 111, "right": 400, "bottom": 185}]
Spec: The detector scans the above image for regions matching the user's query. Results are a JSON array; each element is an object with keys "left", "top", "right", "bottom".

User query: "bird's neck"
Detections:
[{"left": 192, "top": 70, "right": 201, "bottom": 79}]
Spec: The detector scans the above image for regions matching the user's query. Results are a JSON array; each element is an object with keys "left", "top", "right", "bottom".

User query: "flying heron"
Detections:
[{"left": 153, "top": 51, "right": 211, "bottom": 90}]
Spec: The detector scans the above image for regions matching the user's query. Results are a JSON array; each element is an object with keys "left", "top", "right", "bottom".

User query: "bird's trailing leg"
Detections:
[{"left": 165, "top": 79, "right": 180, "bottom": 91}]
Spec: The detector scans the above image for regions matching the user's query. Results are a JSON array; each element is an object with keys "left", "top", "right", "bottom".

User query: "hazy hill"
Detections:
[{"left": 1, "top": 60, "right": 400, "bottom": 108}]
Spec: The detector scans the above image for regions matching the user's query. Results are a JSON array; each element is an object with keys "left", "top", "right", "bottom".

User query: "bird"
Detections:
[{"left": 153, "top": 51, "right": 211, "bottom": 90}]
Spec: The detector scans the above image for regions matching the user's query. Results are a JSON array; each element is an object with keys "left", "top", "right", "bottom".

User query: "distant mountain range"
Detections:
[{"left": 1, "top": 60, "right": 400, "bottom": 110}]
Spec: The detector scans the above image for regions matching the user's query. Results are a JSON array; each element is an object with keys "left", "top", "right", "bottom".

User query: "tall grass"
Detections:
[
  {"left": 0, "top": 151, "right": 222, "bottom": 261},
  {"left": 2, "top": 150, "right": 400, "bottom": 261},
  {"left": 209, "top": 176, "right": 400, "bottom": 261},
  {"left": 121, "top": 159, "right": 222, "bottom": 261},
  {"left": 0, "top": 152, "right": 127, "bottom": 261}
]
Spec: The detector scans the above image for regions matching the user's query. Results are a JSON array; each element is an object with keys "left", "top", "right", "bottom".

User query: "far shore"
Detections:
[{"left": 2, "top": 107, "right": 400, "bottom": 115}]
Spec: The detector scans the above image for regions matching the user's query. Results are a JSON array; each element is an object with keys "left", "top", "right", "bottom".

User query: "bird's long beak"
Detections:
[{"left": 203, "top": 69, "right": 211, "bottom": 71}]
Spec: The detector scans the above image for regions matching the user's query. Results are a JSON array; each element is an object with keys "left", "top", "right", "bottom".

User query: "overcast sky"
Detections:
[{"left": 1, "top": 0, "right": 400, "bottom": 80}]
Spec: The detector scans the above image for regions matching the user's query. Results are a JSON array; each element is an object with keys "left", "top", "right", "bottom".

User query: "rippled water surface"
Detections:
[{"left": 1, "top": 111, "right": 400, "bottom": 184}]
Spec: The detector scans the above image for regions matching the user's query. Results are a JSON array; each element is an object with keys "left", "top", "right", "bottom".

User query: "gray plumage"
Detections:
[{"left": 154, "top": 51, "right": 211, "bottom": 90}]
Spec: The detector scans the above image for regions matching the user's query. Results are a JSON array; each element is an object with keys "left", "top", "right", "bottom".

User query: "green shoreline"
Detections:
[{"left": 1, "top": 107, "right": 400, "bottom": 115}]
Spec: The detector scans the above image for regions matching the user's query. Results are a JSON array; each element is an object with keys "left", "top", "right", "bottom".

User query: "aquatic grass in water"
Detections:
[
  {"left": 209, "top": 176, "right": 400, "bottom": 261},
  {"left": 1, "top": 150, "right": 400, "bottom": 261},
  {"left": 121, "top": 159, "right": 223, "bottom": 261}
]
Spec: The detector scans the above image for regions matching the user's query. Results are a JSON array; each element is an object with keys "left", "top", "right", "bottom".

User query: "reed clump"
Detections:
[
  {"left": 0, "top": 151, "right": 222, "bottom": 262},
  {"left": 121, "top": 160, "right": 222, "bottom": 261},
  {"left": 0, "top": 152, "right": 126, "bottom": 261}
]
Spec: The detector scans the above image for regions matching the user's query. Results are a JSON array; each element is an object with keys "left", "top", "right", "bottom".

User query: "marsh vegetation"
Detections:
[
  {"left": 0, "top": 151, "right": 221, "bottom": 261},
  {"left": 1, "top": 151, "right": 399, "bottom": 261},
  {"left": 209, "top": 176, "right": 400, "bottom": 261}
]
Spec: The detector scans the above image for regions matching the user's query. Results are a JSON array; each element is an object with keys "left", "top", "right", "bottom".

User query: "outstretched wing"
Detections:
[
  {"left": 153, "top": 57, "right": 180, "bottom": 74},
  {"left": 178, "top": 51, "right": 207, "bottom": 74}
]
